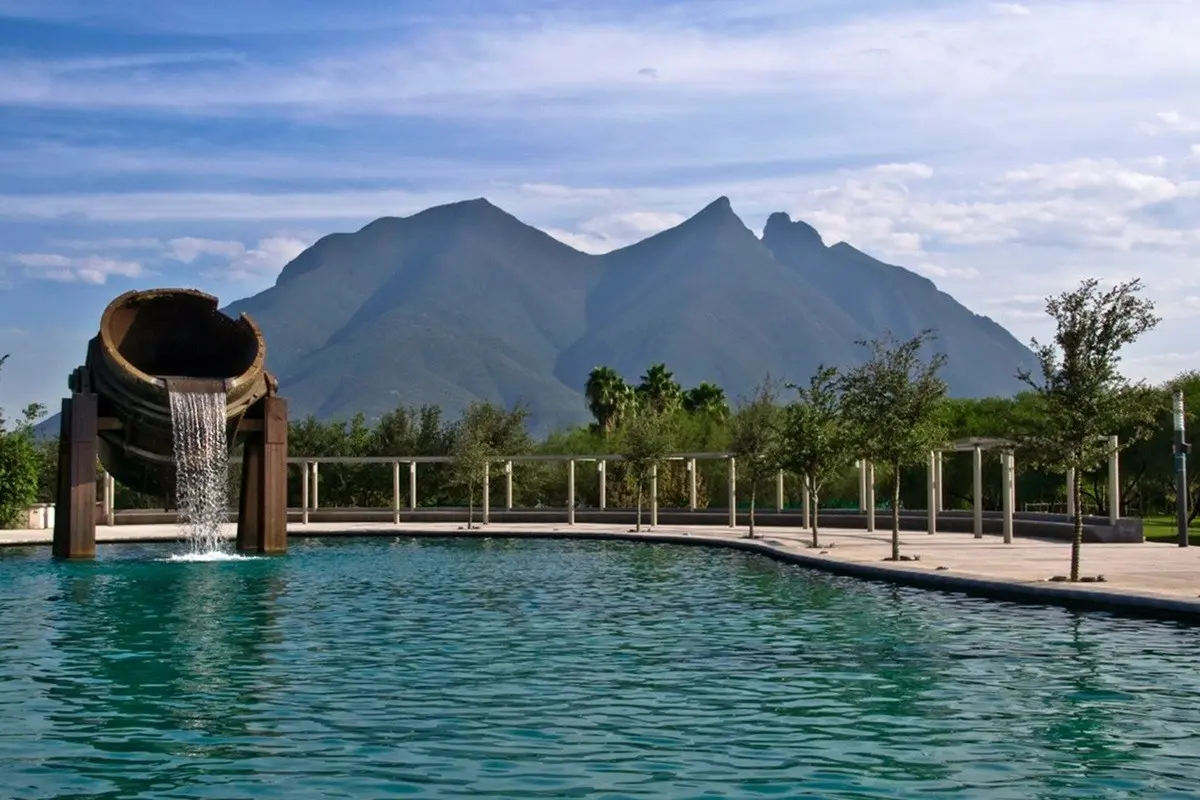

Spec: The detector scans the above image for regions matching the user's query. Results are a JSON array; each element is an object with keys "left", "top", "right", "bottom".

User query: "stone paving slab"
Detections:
[{"left": 4, "top": 521, "right": 1200, "bottom": 614}]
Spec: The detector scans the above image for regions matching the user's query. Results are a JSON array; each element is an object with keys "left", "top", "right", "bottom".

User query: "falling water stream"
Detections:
[{"left": 168, "top": 388, "right": 230, "bottom": 556}]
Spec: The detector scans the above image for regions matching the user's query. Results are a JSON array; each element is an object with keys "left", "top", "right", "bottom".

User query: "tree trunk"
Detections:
[
  {"left": 636, "top": 484, "right": 643, "bottom": 532},
  {"left": 811, "top": 488, "right": 820, "bottom": 549},
  {"left": 749, "top": 487, "right": 756, "bottom": 538},
  {"left": 1071, "top": 465, "right": 1084, "bottom": 582},
  {"left": 468, "top": 484, "right": 474, "bottom": 530},
  {"left": 891, "top": 461, "right": 901, "bottom": 561}
]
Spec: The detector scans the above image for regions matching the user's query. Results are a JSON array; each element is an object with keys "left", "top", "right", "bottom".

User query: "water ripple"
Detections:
[{"left": 2, "top": 537, "right": 1200, "bottom": 798}]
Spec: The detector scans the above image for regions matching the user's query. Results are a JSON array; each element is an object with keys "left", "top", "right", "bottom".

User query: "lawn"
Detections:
[{"left": 1141, "top": 515, "right": 1200, "bottom": 546}]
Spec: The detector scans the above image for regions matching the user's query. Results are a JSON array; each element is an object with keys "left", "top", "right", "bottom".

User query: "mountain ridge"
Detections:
[{"left": 216, "top": 196, "right": 1034, "bottom": 434}]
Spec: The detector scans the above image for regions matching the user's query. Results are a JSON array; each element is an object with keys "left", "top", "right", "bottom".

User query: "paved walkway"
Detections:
[{"left": 5, "top": 522, "right": 1200, "bottom": 615}]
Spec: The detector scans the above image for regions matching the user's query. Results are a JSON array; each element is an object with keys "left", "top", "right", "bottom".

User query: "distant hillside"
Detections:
[{"left": 219, "top": 196, "right": 1035, "bottom": 434}]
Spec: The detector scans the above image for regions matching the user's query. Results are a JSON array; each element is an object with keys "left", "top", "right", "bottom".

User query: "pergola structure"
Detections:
[{"left": 856, "top": 435, "right": 1121, "bottom": 542}]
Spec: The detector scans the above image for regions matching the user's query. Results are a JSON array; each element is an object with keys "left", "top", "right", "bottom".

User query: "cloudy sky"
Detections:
[{"left": 1, "top": 0, "right": 1198, "bottom": 416}]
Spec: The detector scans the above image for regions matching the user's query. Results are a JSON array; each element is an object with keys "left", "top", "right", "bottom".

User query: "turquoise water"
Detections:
[{"left": 2, "top": 537, "right": 1200, "bottom": 799}]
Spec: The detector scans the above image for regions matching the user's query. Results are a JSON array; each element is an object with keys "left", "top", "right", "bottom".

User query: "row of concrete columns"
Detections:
[
  {"left": 295, "top": 456, "right": 814, "bottom": 528},
  {"left": 288, "top": 439, "right": 1120, "bottom": 532}
]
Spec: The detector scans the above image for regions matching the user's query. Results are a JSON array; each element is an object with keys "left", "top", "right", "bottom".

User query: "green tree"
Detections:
[
  {"left": 0, "top": 354, "right": 48, "bottom": 528},
  {"left": 585, "top": 366, "right": 631, "bottom": 434},
  {"left": 450, "top": 403, "right": 497, "bottom": 529},
  {"left": 682, "top": 381, "right": 728, "bottom": 419},
  {"left": 1017, "top": 278, "right": 1161, "bottom": 581},
  {"left": 728, "top": 377, "right": 784, "bottom": 539},
  {"left": 636, "top": 363, "right": 682, "bottom": 415},
  {"left": 780, "top": 365, "right": 853, "bottom": 548},
  {"left": 840, "top": 331, "right": 949, "bottom": 561},
  {"left": 618, "top": 406, "right": 675, "bottom": 532}
]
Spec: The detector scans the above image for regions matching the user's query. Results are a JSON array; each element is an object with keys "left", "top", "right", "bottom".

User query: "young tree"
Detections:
[
  {"left": 728, "top": 377, "right": 784, "bottom": 539},
  {"left": 780, "top": 365, "right": 853, "bottom": 548},
  {"left": 1017, "top": 278, "right": 1161, "bottom": 581},
  {"left": 449, "top": 402, "right": 529, "bottom": 529},
  {"left": 617, "top": 404, "right": 675, "bottom": 532},
  {"left": 840, "top": 332, "right": 949, "bottom": 561}
]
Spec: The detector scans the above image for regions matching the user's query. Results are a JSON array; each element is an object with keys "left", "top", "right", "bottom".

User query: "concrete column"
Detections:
[
  {"left": 688, "top": 458, "right": 697, "bottom": 511},
  {"left": 866, "top": 462, "right": 877, "bottom": 531},
  {"left": 408, "top": 461, "right": 417, "bottom": 511},
  {"left": 728, "top": 456, "right": 737, "bottom": 528},
  {"left": 651, "top": 463, "right": 658, "bottom": 527},
  {"left": 105, "top": 473, "right": 115, "bottom": 527},
  {"left": 301, "top": 461, "right": 310, "bottom": 524},
  {"left": 1002, "top": 451, "right": 1014, "bottom": 544},
  {"left": 311, "top": 462, "right": 320, "bottom": 510},
  {"left": 567, "top": 459, "right": 576, "bottom": 526},
  {"left": 1108, "top": 435, "right": 1120, "bottom": 525},
  {"left": 936, "top": 451, "right": 944, "bottom": 511},
  {"left": 927, "top": 451, "right": 937, "bottom": 535},
  {"left": 505, "top": 461, "right": 513, "bottom": 511},
  {"left": 392, "top": 461, "right": 400, "bottom": 524},
  {"left": 598, "top": 460, "right": 606, "bottom": 511},
  {"left": 483, "top": 461, "right": 490, "bottom": 525},
  {"left": 1066, "top": 468, "right": 1076, "bottom": 517},
  {"left": 858, "top": 460, "right": 866, "bottom": 511},
  {"left": 776, "top": 470, "right": 785, "bottom": 512},
  {"left": 973, "top": 445, "right": 983, "bottom": 539},
  {"left": 802, "top": 478, "right": 811, "bottom": 530}
]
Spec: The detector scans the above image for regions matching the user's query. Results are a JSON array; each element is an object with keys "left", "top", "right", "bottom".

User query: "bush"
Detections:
[{"left": 0, "top": 402, "right": 45, "bottom": 528}]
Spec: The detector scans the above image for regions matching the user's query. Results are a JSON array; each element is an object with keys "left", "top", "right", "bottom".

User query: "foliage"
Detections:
[
  {"left": 585, "top": 366, "right": 631, "bottom": 434},
  {"left": 840, "top": 331, "right": 949, "bottom": 560},
  {"left": 1016, "top": 278, "right": 1161, "bottom": 581},
  {"left": 0, "top": 354, "right": 48, "bottom": 528},
  {"left": 617, "top": 405, "right": 676, "bottom": 531},
  {"left": 780, "top": 365, "right": 853, "bottom": 547},
  {"left": 636, "top": 363, "right": 683, "bottom": 415},
  {"left": 728, "top": 376, "right": 784, "bottom": 538}
]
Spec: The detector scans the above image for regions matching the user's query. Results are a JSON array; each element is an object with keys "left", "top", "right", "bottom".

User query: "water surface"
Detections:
[{"left": 2, "top": 537, "right": 1199, "bottom": 798}]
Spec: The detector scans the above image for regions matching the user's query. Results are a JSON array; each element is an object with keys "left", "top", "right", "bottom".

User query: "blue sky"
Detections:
[{"left": 2, "top": 0, "right": 1199, "bottom": 417}]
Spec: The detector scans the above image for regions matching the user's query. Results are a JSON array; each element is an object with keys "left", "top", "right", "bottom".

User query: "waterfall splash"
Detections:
[{"left": 168, "top": 386, "right": 231, "bottom": 556}]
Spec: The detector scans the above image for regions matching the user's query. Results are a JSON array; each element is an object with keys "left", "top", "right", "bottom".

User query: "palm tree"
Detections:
[
  {"left": 585, "top": 366, "right": 629, "bottom": 434},
  {"left": 636, "top": 363, "right": 682, "bottom": 414},
  {"left": 683, "top": 382, "right": 728, "bottom": 419}
]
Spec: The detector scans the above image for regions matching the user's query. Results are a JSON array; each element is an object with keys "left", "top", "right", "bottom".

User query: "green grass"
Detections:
[{"left": 1140, "top": 516, "right": 1200, "bottom": 546}]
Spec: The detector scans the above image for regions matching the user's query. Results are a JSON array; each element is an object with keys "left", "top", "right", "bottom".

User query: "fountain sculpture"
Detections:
[{"left": 53, "top": 289, "right": 289, "bottom": 559}]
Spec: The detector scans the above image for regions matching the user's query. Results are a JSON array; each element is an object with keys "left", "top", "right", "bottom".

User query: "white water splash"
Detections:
[{"left": 168, "top": 389, "right": 231, "bottom": 556}]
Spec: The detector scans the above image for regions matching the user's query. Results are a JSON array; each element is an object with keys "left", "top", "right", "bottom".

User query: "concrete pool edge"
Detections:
[{"left": 7, "top": 522, "right": 1200, "bottom": 620}]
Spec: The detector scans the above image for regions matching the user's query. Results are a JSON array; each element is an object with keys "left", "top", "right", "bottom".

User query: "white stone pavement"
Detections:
[{"left": 4, "top": 521, "right": 1200, "bottom": 608}]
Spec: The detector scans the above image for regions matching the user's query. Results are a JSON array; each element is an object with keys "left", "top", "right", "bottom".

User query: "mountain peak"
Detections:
[{"left": 762, "top": 211, "right": 824, "bottom": 248}]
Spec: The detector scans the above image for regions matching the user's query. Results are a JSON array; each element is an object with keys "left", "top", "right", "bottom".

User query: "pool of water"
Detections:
[{"left": 2, "top": 537, "right": 1199, "bottom": 799}]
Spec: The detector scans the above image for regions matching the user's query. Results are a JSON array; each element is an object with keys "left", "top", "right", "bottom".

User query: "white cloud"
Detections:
[
  {"left": 1142, "top": 110, "right": 1200, "bottom": 136},
  {"left": 165, "top": 235, "right": 311, "bottom": 279},
  {"left": 547, "top": 210, "right": 687, "bottom": 253},
  {"left": 872, "top": 162, "right": 935, "bottom": 180},
  {"left": 989, "top": 3, "right": 1032, "bottom": 15},
  {"left": 9, "top": 252, "right": 143, "bottom": 284}
]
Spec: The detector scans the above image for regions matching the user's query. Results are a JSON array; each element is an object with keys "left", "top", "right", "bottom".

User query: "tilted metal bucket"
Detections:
[{"left": 77, "top": 288, "right": 272, "bottom": 500}]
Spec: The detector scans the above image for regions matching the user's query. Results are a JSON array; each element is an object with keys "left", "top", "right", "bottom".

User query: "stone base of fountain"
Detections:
[{"left": 53, "top": 368, "right": 289, "bottom": 559}]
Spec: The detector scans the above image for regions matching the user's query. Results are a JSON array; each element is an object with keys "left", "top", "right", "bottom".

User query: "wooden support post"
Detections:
[
  {"left": 237, "top": 395, "right": 288, "bottom": 554},
  {"left": 483, "top": 461, "right": 490, "bottom": 525},
  {"left": 865, "top": 462, "right": 876, "bottom": 532},
  {"left": 776, "top": 470, "right": 785, "bottom": 512},
  {"left": 688, "top": 458, "right": 697, "bottom": 511},
  {"left": 728, "top": 456, "right": 737, "bottom": 528},
  {"left": 928, "top": 450, "right": 938, "bottom": 535},
  {"left": 598, "top": 460, "right": 606, "bottom": 511},
  {"left": 505, "top": 460, "right": 513, "bottom": 511},
  {"left": 650, "top": 463, "right": 658, "bottom": 528},
  {"left": 567, "top": 459, "right": 576, "bottom": 525},
  {"left": 392, "top": 461, "right": 401, "bottom": 524},
  {"left": 301, "top": 460, "right": 310, "bottom": 524},
  {"left": 409, "top": 461, "right": 417, "bottom": 510},
  {"left": 53, "top": 393, "right": 98, "bottom": 559}
]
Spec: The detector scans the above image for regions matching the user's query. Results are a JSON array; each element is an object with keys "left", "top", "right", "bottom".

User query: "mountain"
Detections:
[
  {"left": 760, "top": 212, "right": 1034, "bottom": 398},
  {"left": 169, "top": 196, "right": 1031, "bottom": 435}
]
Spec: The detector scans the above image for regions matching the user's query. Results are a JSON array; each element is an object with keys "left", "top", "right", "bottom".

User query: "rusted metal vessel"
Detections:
[{"left": 74, "top": 288, "right": 273, "bottom": 500}]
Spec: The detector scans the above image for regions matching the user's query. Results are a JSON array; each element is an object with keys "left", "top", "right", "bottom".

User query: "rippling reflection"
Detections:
[{"left": 1, "top": 538, "right": 1199, "bottom": 798}]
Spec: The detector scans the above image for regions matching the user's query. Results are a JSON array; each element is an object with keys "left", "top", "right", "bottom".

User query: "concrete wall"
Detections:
[{"left": 104, "top": 505, "right": 1145, "bottom": 544}]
